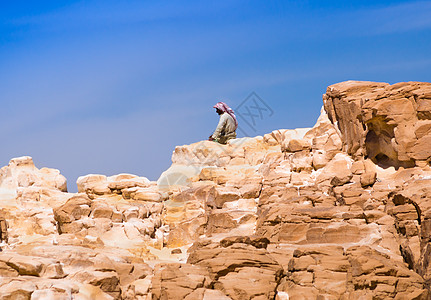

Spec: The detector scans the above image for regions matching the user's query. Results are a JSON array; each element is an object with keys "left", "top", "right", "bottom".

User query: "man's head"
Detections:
[{"left": 212, "top": 101, "right": 238, "bottom": 129}]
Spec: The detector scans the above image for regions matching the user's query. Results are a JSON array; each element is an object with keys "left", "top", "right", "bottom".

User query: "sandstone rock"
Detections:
[
  {"left": 206, "top": 209, "right": 238, "bottom": 235},
  {"left": 0, "top": 280, "right": 36, "bottom": 299},
  {"left": 91, "top": 202, "right": 114, "bottom": 219},
  {"left": 264, "top": 128, "right": 304, "bottom": 146},
  {"left": 75, "top": 283, "right": 115, "bottom": 300},
  {"left": 0, "top": 261, "right": 19, "bottom": 277},
  {"left": 30, "top": 289, "right": 70, "bottom": 300},
  {"left": 290, "top": 150, "right": 313, "bottom": 173},
  {"left": 54, "top": 194, "right": 92, "bottom": 233},
  {"left": 360, "top": 171, "right": 377, "bottom": 187},
  {"left": 283, "top": 139, "right": 311, "bottom": 153},
  {"left": 77, "top": 173, "right": 151, "bottom": 198},
  {"left": 71, "top": 270, "right": 121, "bottom": 299},
  {"left": 77, "top": 174, "right": 109, "bottom": 195},
  {"left": 157, "top": 164, "right": 199, "bottom": 191},
  {"left": 124, "top": 277, "right": 152, "bottom": 299},
  {"left": 316, "top": 153, "right": 353, "bottom": 187},
  {"left": 188, "top": 288, "right": 232, "bottom": 300},
  {"left": 122, "top": 187, "right": 163, "bottom": 202},
  {"left": 324, "top": 81, "right": 431, "bottom": 167},
  {"left": 151, "top": 263, "right": 212, "bottom": 300},
  {"left": 107, "top": 174, "right": 150, "bottom": 191},
  {"left": 0, "top": 156, "right": 67, "bottom": 191},
  {"left": 276, "top": 279, "right": 318, "bottom": 300},
  {"left": 0, "top": 253, "right": 63, "bottom": 278},
  {"left": 212, "top": 187, "right": 240, "bottom": 208},
  {"left": 188, "top": 242, "right": 283, "bottom": 300},
  {"left": 2, "top": 81, "right": 431, "bottom": 300},
  {"left": 238, "top": 183, "right": 262, "bottom": 199}
]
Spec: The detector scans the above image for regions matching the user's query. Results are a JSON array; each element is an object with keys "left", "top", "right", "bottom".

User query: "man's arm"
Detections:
[{"left": 211, "top": 114, "right": 228, "bottom": 140}]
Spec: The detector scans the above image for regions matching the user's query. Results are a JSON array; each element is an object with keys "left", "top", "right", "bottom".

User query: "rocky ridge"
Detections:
[{"left": 0, "top": 80, "right": 431, "bottom": 299}]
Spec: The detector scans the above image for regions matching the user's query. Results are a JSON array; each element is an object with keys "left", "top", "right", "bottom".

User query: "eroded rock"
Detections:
[{"left": 1, "top": 81, "right": 431, "bottom": 299}]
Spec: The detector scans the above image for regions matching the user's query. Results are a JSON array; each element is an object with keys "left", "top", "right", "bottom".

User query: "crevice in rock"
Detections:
[
  {"left": 354, "top": 281, "right": 377, "bottom": 291},
  {"left": 362, "top": 213, "right": 369, "bottom": 225},
  {"left": 256, "top": 181, "right": 264, "bottom": 199},
  {"left": 214, "top": 263, "right": 254, "bottom": 279},
  {"left": 309, "top": 196, "right": 316, "bottom": 207},
  {"left": 424, "top": 279, "right": 431, "bottom": 294},
  {"left": 0, "top": 217, "right": 9, "bottom": 243},
  {"left": 399, "top": 243, "right": 415, "bottom": 271},
  {"left": 272, "top": 273, "right": 287, "bottom": 300},
  {"left": 55, "top": 220, "right": 62, "bottom": 235},
  {"left": 335, "top": 195, "right": 345, "bottom": 206},
  {"left": 410, "top": 200, "right": 422, "bottom": 226}
]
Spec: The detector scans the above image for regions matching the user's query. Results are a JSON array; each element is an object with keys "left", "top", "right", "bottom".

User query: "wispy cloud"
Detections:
[
  {"left": 367, "top": 1, "right": 431, "bottom": 34},
  {"left": 6, "top": 0, "right": 240, "bottom": 29},
  {"left": 322, "top": 1, "right": 431, "bottom": 37}
]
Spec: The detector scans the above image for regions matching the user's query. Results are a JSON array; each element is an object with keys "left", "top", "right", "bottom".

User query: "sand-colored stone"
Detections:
[{"left": 0, "top": 81, "right": 431, "bottom": 299}]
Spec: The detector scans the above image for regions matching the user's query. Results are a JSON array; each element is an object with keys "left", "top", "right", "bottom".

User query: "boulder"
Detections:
[
  {"left": 188, "top": 241, "right": 283, "bottom": 300},
  {"left": 151, "top": 263, "right": 212, "bottom": 300},
  {"left": 0, "top": 156, "right": 67, "bottom": 191}
]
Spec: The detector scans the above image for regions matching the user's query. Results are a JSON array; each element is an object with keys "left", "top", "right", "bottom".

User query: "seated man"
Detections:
[{"left": 209, "top": 101, "right": 238, "bottom": 144}]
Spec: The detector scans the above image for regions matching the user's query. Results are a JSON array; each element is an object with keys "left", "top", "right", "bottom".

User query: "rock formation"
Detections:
[
  {"left": 0, "top": 81, "right": 430, "bottom": 299},
  {"left": 324, "top": 81, "right": 431, "bottom": 168}
]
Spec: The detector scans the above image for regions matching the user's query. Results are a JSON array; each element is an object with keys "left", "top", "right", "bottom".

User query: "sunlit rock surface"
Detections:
[{"left": 0, "top": 81, "right": 430, "bottom": 299}]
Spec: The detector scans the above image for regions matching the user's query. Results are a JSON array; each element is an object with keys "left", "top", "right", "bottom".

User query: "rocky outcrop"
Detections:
[
  {"left": 0, "top": 156, "right": 67, "bottom": 191},
  {"left": 0, "top": 81, "right": 430, "bottom": 299},
  {"left": 323, "top": 81, "right": 431, "bottom": 168},
  {"left": 0, "top": 157, "right": 163, "bottom": 299}
]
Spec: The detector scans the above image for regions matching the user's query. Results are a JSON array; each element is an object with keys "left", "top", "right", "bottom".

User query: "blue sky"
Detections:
[{"left": 1, "top": 1, "right": 430, "bottom": 191}]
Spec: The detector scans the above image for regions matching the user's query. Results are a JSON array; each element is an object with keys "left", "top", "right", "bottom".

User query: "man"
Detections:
[{"left": 209, "top": 101, "right": 238, "bottom": 144}]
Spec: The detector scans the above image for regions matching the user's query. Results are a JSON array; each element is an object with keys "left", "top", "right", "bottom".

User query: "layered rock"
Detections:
[
  {"left": 0, "top": 81, "right": 430, "bottom": 299},
  {"left": 0, "top": 156, "right": 67, "bottom": 192},
  {"left": 0, "top": 158, "right": 162, "bottom": 299},
  {"left": 323, "top": 81, "right": 431, "bottom": 167}
]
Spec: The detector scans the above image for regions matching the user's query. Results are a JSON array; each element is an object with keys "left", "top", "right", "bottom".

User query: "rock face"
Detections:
[
  {"left": 324, "top": 81, "right": 431, "bottom": 167},
  {"left": 0, "top": 156, "right": 67, "bottom": 191},
  {"left": 0, "top": 81, "right": 430, "bottom": 299}
]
